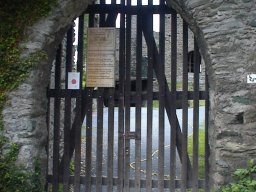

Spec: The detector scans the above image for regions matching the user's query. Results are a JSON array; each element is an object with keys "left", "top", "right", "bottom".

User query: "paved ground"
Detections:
[{"left": 82, "top": 107, "right": 205, "bottom": 180}]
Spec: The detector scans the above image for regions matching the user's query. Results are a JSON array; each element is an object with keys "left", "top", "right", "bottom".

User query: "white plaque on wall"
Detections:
[
  {"left": 247, "top": 74, "right": 256, "bottom": 83},
  {"left": 86, "top": 28, "right": 116, "bottom": 87},
  {"left": 68, "top": 72, "right": 80, "bottom": 89}
]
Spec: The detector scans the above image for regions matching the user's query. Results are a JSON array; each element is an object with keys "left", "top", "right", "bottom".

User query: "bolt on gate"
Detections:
[{"left": 46, "top": 0, "right": 210, "bottom": 191}]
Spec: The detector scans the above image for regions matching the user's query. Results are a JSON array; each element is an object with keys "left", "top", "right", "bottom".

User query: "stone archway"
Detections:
[
  {"left": 2, "top": 0, "right": 90, "bottom": 170},
  {"left": 2, "top": 0, "right": 256, "bottom": 190},
  {"left": 167, "top": 0, "right": 256, "bottom": 188}
]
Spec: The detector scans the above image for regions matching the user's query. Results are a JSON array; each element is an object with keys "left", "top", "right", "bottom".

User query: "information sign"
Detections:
[{"left": 86, "top": 28, "right": 116, "bottom": 87}]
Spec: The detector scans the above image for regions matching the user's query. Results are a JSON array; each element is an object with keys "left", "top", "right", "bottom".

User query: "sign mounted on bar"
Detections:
[
  {"left": 86, "top": 27, "right": 116, "bottom": 87},
  {"left": 68, "top": 72, "right": 80, "bottom": 89}
]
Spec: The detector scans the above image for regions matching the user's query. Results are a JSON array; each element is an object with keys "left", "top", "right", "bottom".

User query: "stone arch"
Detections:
[
  {"left": 166, "top": 0, "right": 256, "bottom": 189},
  {"left": 2, "top": 0, "right": 91, "bottom": 169},
  {"left": 2, "top": 0, "right": 256, "bottom": 190}
]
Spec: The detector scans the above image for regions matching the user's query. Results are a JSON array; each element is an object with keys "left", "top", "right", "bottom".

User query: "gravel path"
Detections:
[{"left": 81, "top": 107, "right": 205, "bottom": 182}]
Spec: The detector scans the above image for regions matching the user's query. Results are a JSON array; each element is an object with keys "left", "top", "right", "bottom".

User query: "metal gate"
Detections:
[{"left": 46, "top": 0, "right": 209, "bottom": 191}]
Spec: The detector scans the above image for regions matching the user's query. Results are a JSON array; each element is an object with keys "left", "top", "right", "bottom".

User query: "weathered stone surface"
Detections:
[
  {"left": 2, "top": 0, "right": 91, "bottom": 169},
  {"left": 167, "top": 0, "right": 256, "bottom": 189},
  {"left": 250, "top": 18, "right": 256, "bottom": 27},
  {"left": 2, "top": 0, "right": 256, "bottom": 190}
]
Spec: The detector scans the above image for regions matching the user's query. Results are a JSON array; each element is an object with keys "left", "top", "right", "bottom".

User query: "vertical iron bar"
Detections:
[
  {"left": 146, "top": 2, "right": 153, "bottom": 191},
  {"left": 158, "top": 1, "right": 165, "bottom": 191},
  {"left": 170, "top": 11, "right": 177, "bottom": 192},
  {"left": 95, "top": 2, "right": 106, "bottom": 191},
  {"left": 100, "top": 0, "right": 106, "bottom": 25},
  {"left": 135, "top": 0, "right": 142, "bottom": 190},
  {"left": 181, "top": 21, "right": 189, "bottom": 192},
  {"left": 85, "top": 88, "right": 93, "bottom": 191},
  {"left": 205, "top": 72, "right": 210, "bottom": 192},
  {"left": 85, "top": 12, "right": 95, "bottom": 192},
  {"left": 74, "top": 15, "right": 84, "bottom": 192},
  {"left": 192, "top": 38, "right": 200, "bottom": 192},
  {"left": 124, "top": 0, "right": 132, "bottom": 190},
  {"left": 107, "top": 87, "right": 115, "bottom": 192},
  {"left": 63, "top": 27, "right": 73, "bottom": 192},
  {"left": 96, "top": 88, "right": 104, "bottom": 192},
  {"left": 46, "top": 93, "right": 50, "bottom": 191},
  {"left": 52, "top": 44, "right": 62, "bottom": 192},
  {"left": 142, "top": 25, "right": 194, "bottom": 181},
  {"left": 107, "top": 1, "right": 116, "bottom": 191},
  {"left": 117, "top": 0, "right": 125, "bottom": 190}
]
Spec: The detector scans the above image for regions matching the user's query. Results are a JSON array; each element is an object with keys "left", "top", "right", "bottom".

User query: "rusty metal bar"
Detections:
[
  {"left": 47, "top": 175, "right": 206, "bottom": 188},
  {"left": 106, "top": 1, "right": 116, "bottom": 191},
  {"left": 142, "top": 21, "right": 194, "bottom": 179},
  {"left": 124, "top": 0, "right": 132, "bottom": 190},
  {"left": 107, "top": 88, "right": 115, "bottom": 192},
  {"left": 74, "top": 15, "right": 84, "bottom": 192},
  {"left": 85, "top": 12, "right": 95, "bottom": 192},
  {"left": 158, "top": 0, "right": 165, "bottom": 190},
  {"left": 47, "top": 89, "right": 207, "bottom": 101},
  {"left": 95, "top": 2, "right": 106, "bottom": 191},
  {"left": 85, "top": 88, "right": 93, "bottom": 192},
  {"left": 170, "top": 11, "right": 177, "bottom": 191},
  {"left": 63, "top": 27, "right": 73, "bottom": 192},
  {"left": 205, "top": 73, "right": 210, "bottom": 192},
  {"left": 181, "top": 20, "right": 189, "bottom": 192},
  {"left": 146, "top": 3, "right": 153, "bottom": 192},
  {"left": 135, "top": 0, "right": 142, "bottom": 189},
  {"left": 96, "top": 88, "right": 104, "bottom": 192},
  {"left": 85, "top": 4, "right": 175, "bottom": 14},
  {"left": 52, "top": 44, "right": 62, "bottom": 192},
  {"left": 117, "top": 0, "right": 125, "bottom": 190},
  {"left": 192, "top": 38, "right": 200, "bottom": 192}
]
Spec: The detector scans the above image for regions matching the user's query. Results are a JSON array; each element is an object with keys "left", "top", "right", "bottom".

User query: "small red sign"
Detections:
[
  {"left": 71, "top": 79, "right": 77, "bottom": 84},
  {"left": 68, "top": 72, "right": 80, "bottom": 89}
]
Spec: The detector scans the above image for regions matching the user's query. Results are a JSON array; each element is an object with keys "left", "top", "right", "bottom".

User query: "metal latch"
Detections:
[{"left": 123, "top": 132, "right": 139, "bottom": 140}]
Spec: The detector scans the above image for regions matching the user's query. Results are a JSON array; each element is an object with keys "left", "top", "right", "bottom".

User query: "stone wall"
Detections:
[
  {"left": 1, "top": 0, "right": 256, "bottom": 190},
  {"left": 2, "top": 0, "right": 90, "bottom": 169},
  {"left": 167, "top": 0, "right": 256, "bottom": 188}
]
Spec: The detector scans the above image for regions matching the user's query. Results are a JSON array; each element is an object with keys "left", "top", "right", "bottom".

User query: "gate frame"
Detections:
[{"left": 46, "top": 1, "right": 210, "bottom": 191}]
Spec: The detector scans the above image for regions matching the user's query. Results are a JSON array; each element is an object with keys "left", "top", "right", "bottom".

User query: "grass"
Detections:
[
  {"left": 188, "top": 100, "right": 206, "bottom": 107},
  {"left": 152, "top": 100, "right": 159, "bottom": 108},
  {"left": 151, "top": 82, "right": 206, "bottom": 108},
  {"left": 152, "top": 100, "right": 205, "bottom": 108},
  {"left": 176, "top": 81, "right": 194, "bottom": 91},
  {"left": 187, "top": 124, "right": 205, "bottom": 179}
]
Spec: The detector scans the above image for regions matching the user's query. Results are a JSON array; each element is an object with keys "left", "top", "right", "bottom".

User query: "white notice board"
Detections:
[
  {"left": 68, "top": 72, "right": 80, "bottom": 89},
  {"left": 86, "top": 28, "right": 116, "bottom": 87}
]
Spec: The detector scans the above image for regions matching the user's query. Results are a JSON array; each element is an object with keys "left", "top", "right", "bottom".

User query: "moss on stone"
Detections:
[
  {"left": 0, "top": 1, "right": 57, "bottom": 190},
  {"left": 0, "top": 0, "right": 57, "bottom": 114},
  {"left": 232, "top": 96, "right": 251, "bottom": 105}
]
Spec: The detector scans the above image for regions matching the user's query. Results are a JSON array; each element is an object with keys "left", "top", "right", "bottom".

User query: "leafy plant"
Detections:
[
  {"left": 0, "top": 135, "right": 44, "bottom": 192},
  {"left": 219, "top": 160, "right": 256, "bottom": 192},
  {"left": 0, "top": 2, "right": 56, "bottom": 191},
  {"left": 0, "top": 0, "right": 57, "bottom": 112}
]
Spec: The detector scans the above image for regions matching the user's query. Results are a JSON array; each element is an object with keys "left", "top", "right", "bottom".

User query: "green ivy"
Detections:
[
  {"left": 219, "top": 160, "right": 256, "bottom": 192},
  {"left": 0, "top": 0, "right": 57, "bottom": 111},
  {"left": 0, "top": 1, "right": 57, "bottom": 191},
  {"left": 0, "top": 136, "right": 44, "bottom": 192}
]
